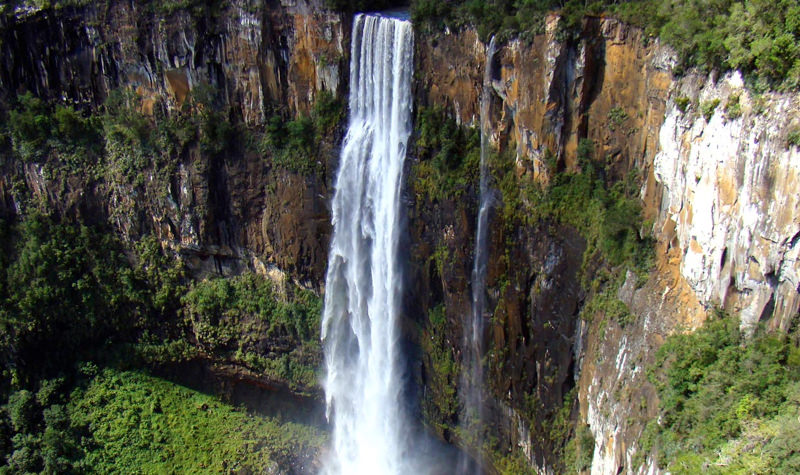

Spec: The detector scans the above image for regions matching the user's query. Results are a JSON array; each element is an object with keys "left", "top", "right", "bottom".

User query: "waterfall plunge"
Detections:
[{"left": 321, "top": 13, "right": 414, "bottom": 475}]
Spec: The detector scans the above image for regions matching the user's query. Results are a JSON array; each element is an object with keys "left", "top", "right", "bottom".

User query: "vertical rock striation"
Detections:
[
  {"left": 0, "top": 0, "right": 347, "bottom": 284},
  {"left": 413, "top": 14, "right": 800, "bottom": 474},
  {"left": 653, "top": 72, "right": 800, "bottom": 333}
]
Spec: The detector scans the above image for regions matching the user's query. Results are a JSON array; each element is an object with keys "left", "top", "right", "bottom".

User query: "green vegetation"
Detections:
[
  {"left": 420, "top": 304, "right": 459, "bottom": 432},
  {"left": 183, "top": 274, "right": 322, "bottom": 392},
  {"left": 563, "top": 423, "right": 595, "bottom": 473},
  {"left": 0, "top": 213, "right": 149, "bottom": 387},
  {"left": 0, "top": 208, "right": 323, "bottom": 392},
  {"left": 0, "top": 85, "right": 238, "bottom": 189},
  {"left": 410, "top": 0, "right": 800, "bottom": 90},
  {"left": 409, "top": 102, "right": 651, "bottom": 469},
  {"left": 0, "top": 38, "right": 340, "bottom": 470},
  {"left": 607, "top": 106, "right": 629, "bottom": 132},
  {"left": 0, "top": 368, "right": 325, "bottom": 473},
  {"left": 261, "top": 91, "right": 344, "bottom": 176},
  {"left": 674, "top": 96, "right": 691, "bottom": 113},
  {"left": 411, "top": 107, "right": 646, "bottom": 471},
  {"left": 642, "top": 311, "right": 800, "bottom": 473},
  {"left": 496, "top": 139, "right": 653, "bottom": 288},
  {"left": 0, "top": 86, "right": 329, "bottom": 390},
  {"left": 263, "top": 115, "right": 318, "bottom": 175},
  {"left": 0, "top": 211, "right": 324, "bottom": 470},
  {"left": 103, "top": 85, "right": 235, "bottom": 186},
  {"left": 787, "top": 128, "right": 800, "bottom": 149},
  {"left": 5, "top": 92, "right": 102, "bottom": 169},
  {"left": 1, "top": 85, "right": 339, "bottom": 195},
  {"left": 72, "top": 369, "right": 324, "bottom": 472},
  {"left": 724, "top": 93, "right": 742, "bottom": 119},
  {"left": 411, "top": 106, "right": 480, "bottom": 201},
  {"left": 700, "top": 98, "right": 721, "bottom": 122}
]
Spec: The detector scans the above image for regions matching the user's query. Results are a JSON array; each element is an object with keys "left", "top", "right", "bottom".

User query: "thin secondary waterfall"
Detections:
[
  {"left": 459, "top": 36, "right": 496, "bottom": 470},
  {"left": 320, "top": 13, "right": 414, "bottom": 475}
]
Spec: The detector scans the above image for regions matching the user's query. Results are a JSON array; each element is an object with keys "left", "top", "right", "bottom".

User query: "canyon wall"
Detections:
[
  {"left": 0, "top": 0, "right": 346, "bottom": 285},
  {"left": 0, "top": 3, "right": 798, "bottom": 474},
  {"left": 413, "top": 13, "right": 799, "bottom": 474}
]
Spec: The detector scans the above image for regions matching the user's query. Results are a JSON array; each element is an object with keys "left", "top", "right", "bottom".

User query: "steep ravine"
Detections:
[{"left": 0, "top": 2, "right": 798, "bottom": 474}]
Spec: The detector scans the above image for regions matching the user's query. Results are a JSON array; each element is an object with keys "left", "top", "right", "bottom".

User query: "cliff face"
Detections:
[
  {"left": 413, "top": 14, "right": 800, "bottom": 474},
  {"left": 1, "top": 3, "right": 799, "bottom": 474},
  {"left": 653, "top": 73, "right": 800, "bottom": 334},
  {"left": 0, "top": 0, "right": 345, "bottom": 120},
  {"left": 0, "top": 0, "right": 346, "bottom": 285}
]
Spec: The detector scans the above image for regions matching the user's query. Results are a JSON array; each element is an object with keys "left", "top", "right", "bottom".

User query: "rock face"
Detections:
[
  {"left": 0, "top": 0, "right": 345, "bottom": 120},
  {"left": 0, "top": 0, "right": 346, "bottom": 285},
  {"left": 653, "top": 72, "right": 800, "bottom": 333},
  {"left": 417, "top": 16, "right": 673, "bottom": 183},
  {"left": 414, "top": 14, "right": 799, "bottom": 475},
  {"left": 413, "top": 16, "right": 679, "bottom": 472},
  {"left": 2, "top": 3, "right": 799, "bottom": 474}
]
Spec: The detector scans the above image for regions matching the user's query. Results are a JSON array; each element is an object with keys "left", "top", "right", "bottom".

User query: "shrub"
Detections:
[
  {"left": 182, "top": 273, "right": 322, "bottom": 390},
  {"left": 700, "top": 98, "right": 721, "bottom": 122},
  {"left": 311, "top": 90, "right": 344, "bottom": 136},
  {"left": 102, "top": 90, "right": 157, "bottom": 183},
  {"left": 607, "top": 106, "right": 629, "bottom": 131},
  {"left": 724, "top": 93, "right": 742, "bottom": 119},
  {"left": 263, "top": 114, "right": 320, "bottom": 175},
  {"left": 674, "top": 96, "right": 691, "bottom": 113},
  {"left": 420, "top": 304, "right": 459, "bottom": 427},
  {"left": 411, "top": 106, "right": 480, "bottom": 201},
  {"left": 7, "top": 92, "right": 102, "bottom": 168},
  {"left": 787, "top": 128, "right": 800, "bottom": 149},
  {"left": 68, "top": 369, "right": 326, "bottom": 472},
  {"left": 1, "top": 213, "right": 143, "bottom": 385},
  {"left": 645, "top": 311, "right": 800, "bottom": 469}
]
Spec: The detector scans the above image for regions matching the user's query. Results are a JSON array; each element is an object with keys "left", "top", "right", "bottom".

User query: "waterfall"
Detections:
[
  {"left": 459, "top": 36, "right": 497, "bottom": 470},
  {"left": 320, "top": 13, "right": 414, "bottom": 475}
]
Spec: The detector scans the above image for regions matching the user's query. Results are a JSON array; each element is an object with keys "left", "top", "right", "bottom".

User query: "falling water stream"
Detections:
[
  {"left": 320, "top": 13, "right": 414, "bottom": 475},
  {"left": 459, "top": 36, "right": 497, "bottom": 472}
]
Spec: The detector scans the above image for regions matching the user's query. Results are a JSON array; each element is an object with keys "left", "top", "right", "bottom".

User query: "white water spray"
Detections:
[{"left": 321, "top": 13, "right": 414, "bottom": 475}]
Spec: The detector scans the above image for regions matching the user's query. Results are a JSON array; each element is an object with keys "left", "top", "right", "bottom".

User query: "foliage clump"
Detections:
[
  {"left": 674, "top": 96, "right": 691, "bottom": 113},
  {"left": 183, "top": 274, "right": 322, "bottom": 392},
  {"left": 0, "top": 213, "right": 147, "bottom": 387},
  {"left": 5, "top": 92, "right": 102, "bottom": 169},
  {"left": 787, "top": 128, "right": 800, "bottom": 149},
  {"left": 70, "top": 369, "right": 325, "bottom": 472},
  {"left": 496, "top": 139, "right": 653, "bottom": 289},
  {"left": 411, "top": 106, "right": 480, "bottom": 201},
  {"left": 0, "top": 369, "right": 326, "bottom": 473},
  {"left": 0, "top": 212, "right": 325, "bottom": 469},
  {"left": 102, "top": 85, "right": 235, "bottom": 186},
  {"left": 261, "top": 90, "right": 344, "bottom": 176},
  {"left": 420, "top": 304, "right": 459, "bottom": 432},
  {"left": 700, "top": 98, "right": 721, "bottom": 122},
  {"left": 642, "top": 311, "right": 800, "bottom": 473}
]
